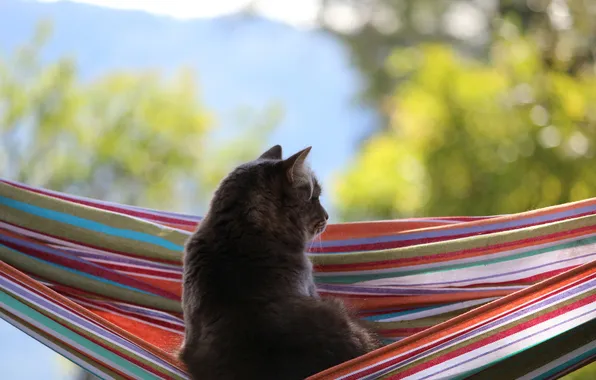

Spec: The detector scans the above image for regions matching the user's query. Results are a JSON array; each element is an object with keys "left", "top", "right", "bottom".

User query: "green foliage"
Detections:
[
  {"left": 321, "top": 0, "right": 596, "bottom": 122},
  {"left": 335, "top": 35, "right": 596, "bottom": 220},
  {"left": 0, "top": 21, "right": 281, "bottom": 211}
]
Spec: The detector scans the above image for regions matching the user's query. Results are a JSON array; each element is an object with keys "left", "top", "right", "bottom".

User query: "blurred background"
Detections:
[{"left": 0, "top": 0, "right": 595, "bottom": 378}]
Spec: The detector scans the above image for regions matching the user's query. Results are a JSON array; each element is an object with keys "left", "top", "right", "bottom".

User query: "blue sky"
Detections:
[{"left": 0, "top": 319, "right": 74, "bottom": 379}]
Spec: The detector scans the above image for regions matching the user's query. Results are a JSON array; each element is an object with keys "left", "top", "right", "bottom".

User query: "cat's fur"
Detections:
[{"left": 179, "top": 145, "right": 380, "bottom": 380}]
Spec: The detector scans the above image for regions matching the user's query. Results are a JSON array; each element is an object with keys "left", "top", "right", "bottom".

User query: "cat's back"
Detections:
[{"left": 186, "top": 295, "right": 375, "bottom": 380}]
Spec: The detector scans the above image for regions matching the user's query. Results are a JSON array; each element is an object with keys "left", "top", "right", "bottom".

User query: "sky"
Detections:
[{"left": 38, "top": 0, "right": 325, "bottom": 28}]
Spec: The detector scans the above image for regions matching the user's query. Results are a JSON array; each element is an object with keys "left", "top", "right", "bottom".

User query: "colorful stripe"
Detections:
[{"left": 1, "top": 178, "right": 595, "bottom": 379}]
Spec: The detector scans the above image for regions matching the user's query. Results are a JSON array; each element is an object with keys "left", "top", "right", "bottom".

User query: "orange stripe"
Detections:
[{"left": 320, "top": 220, "right": 456, "bottom": 240}]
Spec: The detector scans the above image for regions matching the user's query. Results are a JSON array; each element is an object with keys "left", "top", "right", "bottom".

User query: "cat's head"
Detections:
[{"left": 209, "top": 145, "right": 329, "bottom": 244}]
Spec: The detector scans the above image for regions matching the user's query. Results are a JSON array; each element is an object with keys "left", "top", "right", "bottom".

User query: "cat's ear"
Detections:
[
  {"left": 259, "top": 145, "right": 283, "bottom": 160},
  {"left": 283, "top": 146, "right": 312, "bottom": 184}
]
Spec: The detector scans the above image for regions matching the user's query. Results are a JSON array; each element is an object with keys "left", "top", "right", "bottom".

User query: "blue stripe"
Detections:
[{"left": 0, "top": 196, "right": 183, "bottom": 252}]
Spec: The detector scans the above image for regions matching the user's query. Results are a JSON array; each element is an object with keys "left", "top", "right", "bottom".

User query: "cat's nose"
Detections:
[{"left": 323, "top": 210, "right": 329, "bottom": 221}]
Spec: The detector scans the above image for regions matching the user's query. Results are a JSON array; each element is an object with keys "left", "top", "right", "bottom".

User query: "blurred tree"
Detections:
[
  {"left": 335, "top": 35, "right": 596, "bottom": 220},
  {"left": 0, "top": 21, "right": 282, "bottom": 212},
  {"left": 318, "top": 0, "right": 596, "bottom": 131},
  {"left": 318, "top": 0, "right": 466, "bottom": 128}
]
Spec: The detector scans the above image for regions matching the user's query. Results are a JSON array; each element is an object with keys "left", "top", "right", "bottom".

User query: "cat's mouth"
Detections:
[{"left": 313, "top": 221, "right": 327, "bottom": 236}]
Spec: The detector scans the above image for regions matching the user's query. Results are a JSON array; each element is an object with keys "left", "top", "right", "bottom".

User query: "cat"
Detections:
[{"left": 179, "top": 145, "right": 380, "bottom": 380}]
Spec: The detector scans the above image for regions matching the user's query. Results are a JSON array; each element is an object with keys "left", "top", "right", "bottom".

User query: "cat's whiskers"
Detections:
[
  {"left": 317, "top": 233, "right": 323, "bottom": 252},
  {"left": 310, "top": 232, "right": 323, "bottom": 253}
]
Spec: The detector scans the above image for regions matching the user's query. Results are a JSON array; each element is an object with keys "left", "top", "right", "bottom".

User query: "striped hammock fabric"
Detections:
[{"left": 0, "top": 178, "right": 595, "bottom": 379}]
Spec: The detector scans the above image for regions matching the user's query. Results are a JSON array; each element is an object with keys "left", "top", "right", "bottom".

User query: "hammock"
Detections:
[{"left": 0, "top": 178, "right": 594, "bottom": 380}]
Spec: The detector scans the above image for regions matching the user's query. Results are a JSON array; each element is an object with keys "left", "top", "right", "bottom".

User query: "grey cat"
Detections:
[{"left": 179, "top": 145, "right": 380, "bottom": 380}]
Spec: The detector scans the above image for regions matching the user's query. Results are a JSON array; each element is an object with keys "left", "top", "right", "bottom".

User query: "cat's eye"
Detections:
[{"left": 311, "top": 196, "right": 319, "bottom": 203}]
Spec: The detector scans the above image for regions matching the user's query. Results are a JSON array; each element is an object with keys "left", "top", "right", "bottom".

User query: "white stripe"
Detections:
[
  {"left": 86, "top": 259, "right": 182, "bottom": 275},
  {"left": 375, "top": 285, "right": 526, "bottom": 291},
  {"left": 319, "top": 285, "right": 526, "bottom": 296},
  {"left": 356, "top": 247, "right": 596, "bottom": 287},
  {"left": 516, "top": 339, "right": 596, "bottom": 380},
  {"left": 378, "top": 298, "right": 499, "bottom": 322},
  {"left": 111, "top": 270, "right": 182, "bottom": 282},
  {"left": 105, "top": 299, "right": 183, "bottom": 318}
]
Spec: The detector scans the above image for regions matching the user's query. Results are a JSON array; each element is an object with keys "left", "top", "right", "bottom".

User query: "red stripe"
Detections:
[
  {"left": 469, "top": 267, "right": 580, "bottom": 287},
  {"left": 379, "top": 327, "right": 429, "bottom": 336},
  {"left": 85, "top": 261, "right": 182, "bottom": 279}
]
